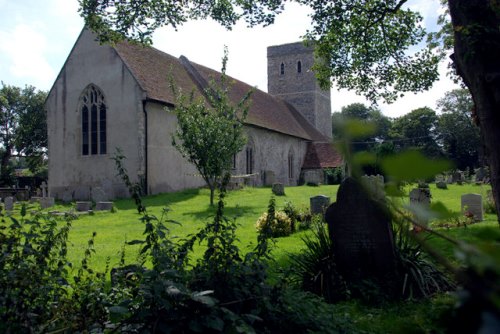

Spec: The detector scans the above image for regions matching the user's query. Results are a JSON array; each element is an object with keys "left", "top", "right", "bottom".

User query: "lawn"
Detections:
[{"left": 12, "top": 181, "right": 496, "bottom": 274}]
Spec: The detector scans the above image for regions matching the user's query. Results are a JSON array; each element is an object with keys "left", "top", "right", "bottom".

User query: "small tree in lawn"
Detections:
[{"left": 170, "top": 49, "right": 252, "bottom": 205}]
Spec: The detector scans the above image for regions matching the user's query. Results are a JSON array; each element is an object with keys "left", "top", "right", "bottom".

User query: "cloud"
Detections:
[{"left": 0, "top": 24, "right": 55, "bottom": 89}]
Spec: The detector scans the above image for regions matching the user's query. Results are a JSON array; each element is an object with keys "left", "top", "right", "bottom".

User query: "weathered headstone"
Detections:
[
  {"left": 30, "top": 196, "right": 41, "bottom": 204},
  {"left": 95, "top": 201, "right": 113, "bottom": 211},
  {"left": 272, "top": 183, "right": 285, "bottom": 196},
  {"left": 446, "top": 175, "right": 454, "bottom": 184},
  {"left": 475, "top": 167, "right": 486, "bottom": 182},
  {"left": 4, "top": 197, "right": 14, "bottom": 211},
  {"left": 310, "top": 195, "right": 330, "bottom": 215},
  {"left": 40, "top": 197, "right": 55, "bottom": 209},
  {"left": 409, "top": 188, "right": 431, "bottom": 224},
  {"left": 76, "top": 201, "right": 92, "bottom": 212},
  {"left": 361, "top": 174, "right": 385, "bottom": 201},
  {"left": 325, "top": 178, "right": 395, "bottom": 282},
  {"left": 410, "top": 188, "right": 431, "bottom": 207},
  {"left": 461, "top": 193, "right": 483, "bottom": 221},
  {"left": 263, "top": 170, "right": 276, "bottom": 186}
]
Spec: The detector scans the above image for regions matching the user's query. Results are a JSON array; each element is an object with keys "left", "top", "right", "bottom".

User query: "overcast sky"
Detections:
[{"left": 0, "top": 0, "right": 459, "bottom": 118}]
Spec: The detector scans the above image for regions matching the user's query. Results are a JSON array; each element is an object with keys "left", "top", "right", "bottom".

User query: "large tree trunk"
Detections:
[{"left": 448, "top": 0, "right": 500, "bottom": 225}]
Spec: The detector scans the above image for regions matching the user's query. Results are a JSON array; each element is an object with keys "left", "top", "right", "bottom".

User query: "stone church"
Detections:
[{"left": 46, "top": 29, "right": 341, "bottom": 201}]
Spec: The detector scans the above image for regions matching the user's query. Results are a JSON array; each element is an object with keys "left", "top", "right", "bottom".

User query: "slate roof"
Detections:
[{"left": 113, "top": 41, "right": 328, "bottom": 142}]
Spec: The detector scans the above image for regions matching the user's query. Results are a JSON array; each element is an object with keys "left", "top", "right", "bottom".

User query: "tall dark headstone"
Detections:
[{"left": 325, "top": 178, "right": 396, "bottom": 281}]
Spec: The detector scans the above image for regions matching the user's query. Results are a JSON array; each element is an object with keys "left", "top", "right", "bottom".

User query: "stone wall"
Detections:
[
  {"left": 47, "top": 29, "right": 145, "bottom": 201},
  {"left": 267, "top": 42, "right": 332, "bottom": 138}
]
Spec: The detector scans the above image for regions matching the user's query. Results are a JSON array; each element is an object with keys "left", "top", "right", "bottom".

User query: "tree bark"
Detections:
[{"left": 448, "top": 0, "right": 500, "bottom": 225}]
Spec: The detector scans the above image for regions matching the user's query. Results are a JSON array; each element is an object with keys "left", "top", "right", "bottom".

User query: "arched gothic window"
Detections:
[
  {"left": 297, "top": 61, "right": 302, "bottom": 73},
  {"left": 280, "top": 62, "right": 285, "bottom": 75},
  {"left": 79, "top": 84, "right": 107, "bottom": 156},
  {"left": 246, "top": 144, "right": 254, "bottom": 174},
  {"left": 288, "top": 151, "right": 294, "bottom": 179}
]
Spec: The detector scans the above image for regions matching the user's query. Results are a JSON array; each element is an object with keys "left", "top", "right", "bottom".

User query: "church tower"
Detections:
[{"left": 267, "top": 42, "right": 332, "bottom": 138}]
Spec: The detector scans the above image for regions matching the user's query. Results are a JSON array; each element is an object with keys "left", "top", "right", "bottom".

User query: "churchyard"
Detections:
[
  {"left": 3, "top": 181, "right": 497, "bottom": 272},
  {"left": 2, "top": 181, "right": 498, "bottom": 332}
]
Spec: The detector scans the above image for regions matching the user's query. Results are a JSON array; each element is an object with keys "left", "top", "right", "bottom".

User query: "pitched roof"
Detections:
[
  {"left": 113, "top": 41, "right": 328, "bottom": 141},
  {"left": 302, "top": 142, "right": 343, "bottom": 169}
]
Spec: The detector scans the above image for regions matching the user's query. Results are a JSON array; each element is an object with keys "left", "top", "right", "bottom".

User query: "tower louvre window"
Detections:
[
  {"left": 297, "top": 61, "right": 302, "bottom": 73},
  {"left": 280, "top": 63, "right": 284, "bottom": 75}
]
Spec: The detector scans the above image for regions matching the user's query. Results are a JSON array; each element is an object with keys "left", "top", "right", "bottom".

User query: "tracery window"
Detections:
[{"left": 80, "top": 84, "right": 107, "bottom": 156}]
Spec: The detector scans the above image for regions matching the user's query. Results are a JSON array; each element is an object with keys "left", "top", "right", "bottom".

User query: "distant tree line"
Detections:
[
  {"left": 332, "top": 89, "right": 482, "bottom": 175},
  {"left": 0, "top": 83, "right": 48, "bottom": 186}
]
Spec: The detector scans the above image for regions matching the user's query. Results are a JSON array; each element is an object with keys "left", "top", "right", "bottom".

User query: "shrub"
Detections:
[{"left": 255, "top": 211, "right": 293, "bottom": 237}]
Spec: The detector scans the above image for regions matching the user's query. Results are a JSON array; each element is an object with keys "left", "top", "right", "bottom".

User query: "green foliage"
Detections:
[
  {"left": 324, "top": 167, "right": 344, "bottom": 185},
  {"left": 437, "top": 89, "right": 482, "bottom": 170},
  {"left": 255, "top": 210, "right": 293, "bottom": 237},
  {"left": 0, "top": 83, "right": 48, "bottom": 183},
  {"left": 289, "top": 220, "right": 349, "bottom": 303},
  {"left": 170, "top": 48, "right": 252, "bottom": 205}
]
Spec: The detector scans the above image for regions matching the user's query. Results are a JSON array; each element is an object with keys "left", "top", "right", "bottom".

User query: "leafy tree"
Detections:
[
  {"left": 390, "top": 107, "right": 442, "bottom": 158},
  {"left": 170, "top": 50, "right": 252, "bottom": 205},
  {"left": 436, "top": 89, "right": 482, "bottom": 170},
  {"left": 78, "top": 0, "right": 500, "bottom": 222},
  {"left": 0, "top": 83, "right": 47, "bottom": 185}
]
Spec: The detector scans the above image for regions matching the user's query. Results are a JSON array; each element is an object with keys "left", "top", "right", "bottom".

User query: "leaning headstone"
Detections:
[
  {"left": 272, "top": 183, "right": 285, "bottom": 196},
  {"left": 4, "top": 197, "right": 14, "bottom": 212},
  {"left": 263, "top": 170, "right": 276, "bottom": 186},
  {"left": 461, "top": 193, "right": 483, "bottom": 221},
  {"left": 310, "top": 195, "right": 330, "bottom": 215},
  {"left": 76, "top": 201, "right": 92, "bottom": 212},
  {"left": 325, "top": 178, "right": 395, "bottom": 282},
  {"left": 436, "top": 181, "right": 447, "bottom": 189},
  {"left": 40, "top": 197, "right": 55, "bottom": 209},
  {"left": 95, "top": 201, "right": 113, "bottom": 211}
]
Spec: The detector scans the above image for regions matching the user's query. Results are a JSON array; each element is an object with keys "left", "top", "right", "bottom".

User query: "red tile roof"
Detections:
[
  {"left": 302, "top": 142, "right": 343, "bottom": 169},
  {"left": 113, "top": 39, "right": 341, "bottom": 168},
  {"left": 114, "top": 41, "right": 327, "bottom": 141}
]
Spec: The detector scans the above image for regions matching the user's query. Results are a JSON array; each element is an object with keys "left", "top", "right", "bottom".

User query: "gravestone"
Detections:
[
  {"left": 475, "top": 167, "right": 486, "bottom": 182},
  {"left": 446, "top": 175, "right": 454, "bottom": 184},
  {"left": 409, "top": 188, "right": 431, "bottom": 207},
  {"left": 272, "top": 183, "right": 285, "bottom": 196},
  {"left": 76, "top": 201, "right": 92, "bottom": 212},
  {"left": 4, "top": 197, "right": 14, "bottom": 212},
  {"left": 324, "top": 178, "right": 395, "bottom": 282},
  {"left": 263, "top": 170, "right": 276, "bottom": 186},
  {"left": 409, "top": 188, "right": 431, "bottom": 224},
  {"left": 461, "top": 193, "right": 483, "bottom": 221},
  {"left": 40, "top": 197, "right": 55, "bottom": 209},
  {"left": 30, "top": 196, "right": 41, "bottom": 203},
  {"left": 361, "top": 174, "right": 385, "bottom": 201},
  {"left": 95, "top": 201, "right": 113, "bottom": 211},
  {"left": 310, "top": 195, "right": 330, "bottom": 215},
  {"left": 436, "top": 181, "right": 447, "bottom": 189}
]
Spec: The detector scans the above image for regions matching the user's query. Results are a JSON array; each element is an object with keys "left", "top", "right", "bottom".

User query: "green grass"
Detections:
[
  {"left": 46, "top": 185, "right": 339, "bottom": 272},
  {"left": 10, "top": 182, "right": 497, "bottom": 273}
]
